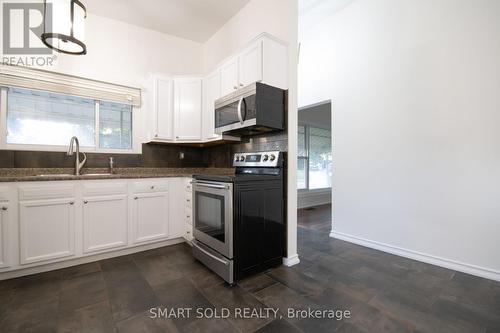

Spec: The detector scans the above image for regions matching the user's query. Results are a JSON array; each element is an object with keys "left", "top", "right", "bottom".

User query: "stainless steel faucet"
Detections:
[
  {"left": 67, "top": 136, "right": 87, "bottom": 175},
  {"left": 109, "top": 157, "right": 114, "bottom": 174}
]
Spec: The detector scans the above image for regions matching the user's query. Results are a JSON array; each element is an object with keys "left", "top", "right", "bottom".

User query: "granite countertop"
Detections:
[{"left": 0, "top": 167, "right": 235, "bottom": 182}]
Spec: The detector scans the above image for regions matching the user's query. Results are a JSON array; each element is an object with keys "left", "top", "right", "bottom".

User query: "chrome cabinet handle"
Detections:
[
  {"left": 134, "top": 197, "right": 138, "bottom": 200},
  {"left": 239, "top": 83, "right": 244, "bottom": 87},
  {"left": 1, "top": 207, "right": 7, "bottom": 211},
  {"left": 69, "top": 201, "right": 74, "bottom": 205},
  {"left": 233, "top": 86, "right": 238, "bottom": 90},
  {"left": 150, "top": 186, "right": 155, "bottom": 189},
  {"left": 83, "top": 200, "right": 88, "bottom": 204},
  {"left": 186, "top": 199, "right": 190, "bottom": 202}
]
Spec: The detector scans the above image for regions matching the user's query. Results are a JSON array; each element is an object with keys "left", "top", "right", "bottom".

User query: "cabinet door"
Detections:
[
  {"left": 220, "top": 58, "right": 239, "bottom": 96},
  {"left": 132, "top": 192, "right": 169, "bottom": 243},
  {"left": 174, "top": 78, "right": 202, "bottom": 140},
  {"left": 155, "top": 77, "right": 174, "bottom": 140},
  {"left": 83, "top": 195, "right": 127, "bottom": 254},
  {"left": 202, "top": 71, "right": 222, "bottom": 140},
  {"left": 19, "top": 199, "right": 75, "bottom": 265},
  {"left": 0, "top": 203, "right": 9, "bottom": 268},
  {"left": 234, "top": 182, "right": 284, "bottom": 279},
  {"left": 238, "top": 41, "right": 263, "bottom": 87}
]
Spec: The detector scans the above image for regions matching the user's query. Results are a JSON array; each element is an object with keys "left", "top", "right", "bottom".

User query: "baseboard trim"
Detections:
[
  {"left": 0, "top": 238, "right": 186, "bottom": 280},
  {"left": 283, "top": 254, "right": 300, "bottom": 267},
  {"left": 330, "top": 231, "right": 500, "bottom": 282}
]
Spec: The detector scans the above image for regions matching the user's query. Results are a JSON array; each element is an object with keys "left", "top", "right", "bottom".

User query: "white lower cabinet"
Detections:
[
  {"left": 0, "top": 177, "right": 192, "bottom": 276},
  {"left": 19, "top": 198, "right": 75, "bottom": 265},
  {"left": 132, "top": 191, "right": 170, "bottom": 244},
  {"left": 0, "top": 202, "right": 10, "bottom": 268},
  {"left": 83, "top": 195, "right": 128, "bottom": 254}
]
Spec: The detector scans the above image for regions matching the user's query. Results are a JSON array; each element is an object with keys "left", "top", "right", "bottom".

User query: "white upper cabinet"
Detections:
[
  {"left": 174, "top": 78, "right": 202, "bottom": 141},
  {"left": 260, "top": 35, "right": 288, "bottom": 90},
  {"left": 238, "top": 40, "right": 263, "bottom": 87},
  {"left": 220, "top": 58, "right": 239, "bottom": 96},
  {"left": 202, "top": 71, "right": 222, "bottom": 140},
  {"left": 154, "top": 77, "right": 174, "bottom": 140},
  {"left": 146, "top": 33, "right": 286, "bottom": 144},
  {"left": 218, "top": 34, "right": 288, "bottom": 97}
]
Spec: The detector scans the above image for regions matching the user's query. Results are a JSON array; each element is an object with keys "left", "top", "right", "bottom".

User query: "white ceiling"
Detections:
[{"left": 83, "top": 0, "right": 250, "bottom": 43}]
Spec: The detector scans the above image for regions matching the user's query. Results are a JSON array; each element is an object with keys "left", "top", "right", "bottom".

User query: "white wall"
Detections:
[
  {"left": 2, "top": 13, "right": 205, "bottom": 151},
  {"left": 299, "top": 0, "right": 500, "bottom": 279},
  {"left": 205, "top": 0, "right": 299, "bottom": 266},
  {"left": 51, "top": 14, "right": 204, "bottom": 87}
]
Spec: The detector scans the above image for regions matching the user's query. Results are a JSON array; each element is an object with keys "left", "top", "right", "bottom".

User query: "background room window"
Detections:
[
  {"left": 99, "top": 101, "right": 132, "bottom": 149},
  {"left": 297, "top": 125, "right": 332, "bottom": 190},
  {"left": 3, "top": 86, "right": 134, "bottom": 151},
  {"left": 297, "top": 125, "right": 308, "bottom": 189},
  {"left": 7, "top": 87, "right": 95, "bottom": 146}
]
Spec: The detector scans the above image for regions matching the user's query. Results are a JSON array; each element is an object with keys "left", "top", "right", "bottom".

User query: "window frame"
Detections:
[
  {"left": 0, "top": 86, "right": 141, "bottom": 154},
  {"left": 298, "top": 122, "right": 332, "bottom": 191}
]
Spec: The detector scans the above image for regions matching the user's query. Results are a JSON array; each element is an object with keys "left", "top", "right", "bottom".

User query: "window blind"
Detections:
[{"left": 0, "top": 64, "right": 141, "bottom": 107}]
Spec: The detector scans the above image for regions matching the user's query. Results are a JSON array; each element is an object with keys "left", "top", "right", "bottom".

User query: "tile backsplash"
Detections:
[{"left": 0, "top": 131, "right": 287, "bottom": 169}]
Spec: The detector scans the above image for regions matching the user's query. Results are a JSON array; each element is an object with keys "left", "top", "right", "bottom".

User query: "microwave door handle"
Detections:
[{"left": 237, "top": 97, "right": 244, "bottom": 124}]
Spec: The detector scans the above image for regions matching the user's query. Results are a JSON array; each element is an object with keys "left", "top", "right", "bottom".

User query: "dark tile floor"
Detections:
[{"left": 1, "top": 206, "right": 499, "bottom": 332}]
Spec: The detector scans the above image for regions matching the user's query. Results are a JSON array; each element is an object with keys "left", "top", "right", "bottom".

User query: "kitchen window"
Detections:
[
  {"left": 297, "top": 124, "right": 332, "bottom": 190},
  {"left": 0, "top": 86, "right": 134, "bottom": 152}
]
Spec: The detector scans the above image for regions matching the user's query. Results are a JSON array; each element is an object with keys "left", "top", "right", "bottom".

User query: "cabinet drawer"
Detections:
[
  {"left": 132, "top": 180, "right": 169, "bottom": 193},
  {"left": 185, "top": 223, "right": 193, "bottom": 241},
  {"left": 185, "top": 207, "right": 193, "bottom": 225},
  {"left": 185, "top": 180, "right": 193, "bottom": 192},
  {"left": 0, "top": 186, "right": 11, "bottom": 201},
  {"left": 83, "top": 182, "right": 127, "bottom": 197},
  {"left": 19, "top": 184, "right": 76, "bottom": 201},
  {"left": 185, "top": 192, "right": 192, "bottom": 208}
]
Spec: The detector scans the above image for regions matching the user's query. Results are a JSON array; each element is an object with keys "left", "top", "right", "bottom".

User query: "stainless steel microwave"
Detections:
[{"left": 214, "top": 82, "right": 285, "bottom": 136}]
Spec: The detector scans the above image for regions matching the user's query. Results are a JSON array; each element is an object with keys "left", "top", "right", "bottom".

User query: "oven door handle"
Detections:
[
  {"left": 193, "top": 241, "right": 229, "bottom": 266},
  {"left": 191, "top": 181, "right": 230, "bottom": 190}
]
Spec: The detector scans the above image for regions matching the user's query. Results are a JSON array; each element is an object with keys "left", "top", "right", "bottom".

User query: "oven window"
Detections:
[{"left": 195, "top": 192, "right": 225, "bottom": 242}]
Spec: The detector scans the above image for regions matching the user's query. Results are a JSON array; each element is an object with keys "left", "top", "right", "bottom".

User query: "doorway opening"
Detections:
[{"left": 296, "top": 100, "right": 332, "bottom": 233}]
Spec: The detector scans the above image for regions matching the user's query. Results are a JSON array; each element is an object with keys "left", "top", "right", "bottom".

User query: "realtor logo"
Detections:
[{"left": 2, "top": 2, "right": 52, "bottom": 54}]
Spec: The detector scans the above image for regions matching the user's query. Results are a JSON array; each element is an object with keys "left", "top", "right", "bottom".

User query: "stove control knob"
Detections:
[
  {"left": 263, "top": 154, "right": 269, "bottom": 161},
  {"left": 240, "top": 156, "right": 245, "bottom": 162},
  {"left": 269, "top": 154, "right": 276, "bottom": 161}
]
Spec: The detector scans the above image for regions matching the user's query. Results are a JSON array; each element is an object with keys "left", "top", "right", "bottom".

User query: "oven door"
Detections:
[
  {"left": 215, "top": 89, "right": 257, "bottom": 134},
  {"left": 192, "top": 180, "right": 233, "bottom": 259}
]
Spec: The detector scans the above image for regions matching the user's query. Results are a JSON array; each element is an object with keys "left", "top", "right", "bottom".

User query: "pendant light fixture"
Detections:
[{"left": 41, "top": 0, "right": 87, "bottom": 55}]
